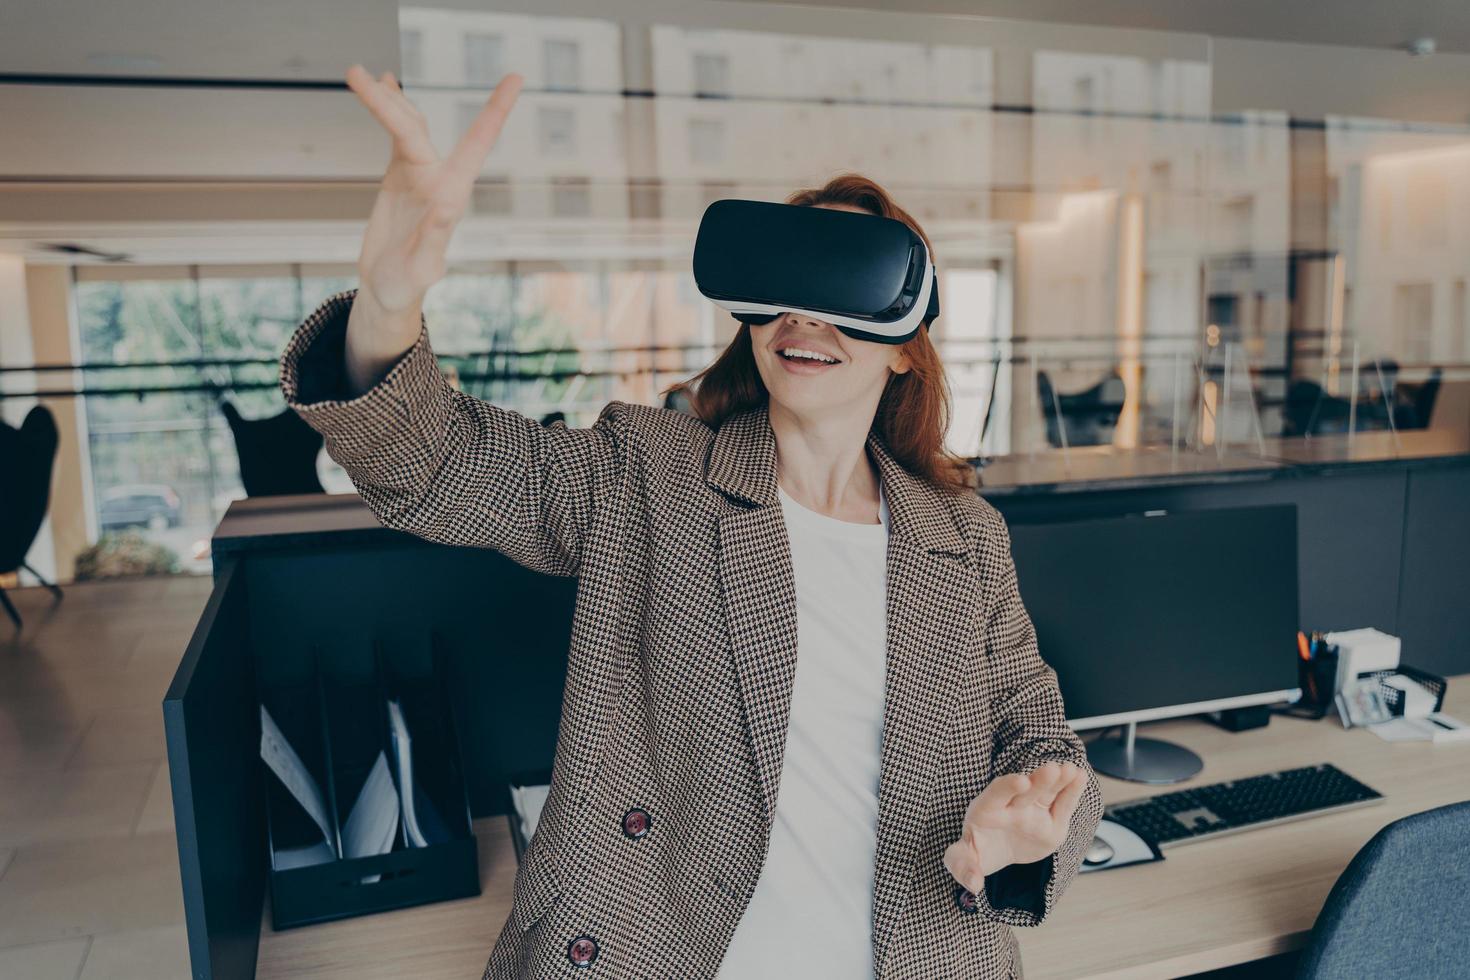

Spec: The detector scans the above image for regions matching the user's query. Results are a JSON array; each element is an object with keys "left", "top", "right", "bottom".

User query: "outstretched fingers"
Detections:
[
  {"left": 443, "top": 73, "right": 525, "bottom": 187},
  {"left": 345, "top": 64, "right": 437, "bottom": 164}
]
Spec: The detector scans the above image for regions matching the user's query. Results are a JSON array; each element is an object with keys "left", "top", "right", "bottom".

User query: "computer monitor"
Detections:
[{"left": 1006, "top": 504, "right": 1302, "bottom": 783}]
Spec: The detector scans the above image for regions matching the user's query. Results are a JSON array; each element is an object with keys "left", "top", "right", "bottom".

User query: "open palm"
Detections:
[
  {"left": 943, "top": 760, "right": 1088, "bottom": 894},
  {"left": 343, "top": 63, "right": 524, "bottom": 316}
]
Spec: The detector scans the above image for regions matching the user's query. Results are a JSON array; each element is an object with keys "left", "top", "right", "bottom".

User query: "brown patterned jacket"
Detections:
[{"left": 280, "top": 290, "right": 1104, "bottom": 980}]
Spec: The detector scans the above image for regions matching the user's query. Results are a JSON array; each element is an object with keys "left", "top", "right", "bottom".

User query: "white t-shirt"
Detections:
[{"left": 717, "top": 480, "right": 891, "bottom": 980}]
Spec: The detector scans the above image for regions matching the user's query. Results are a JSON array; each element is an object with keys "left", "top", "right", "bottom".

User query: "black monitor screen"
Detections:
[{"left": 1005, "top": 505, "right": 1301, "bottom": 726}]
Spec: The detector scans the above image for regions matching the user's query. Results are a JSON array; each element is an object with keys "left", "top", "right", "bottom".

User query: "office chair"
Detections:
[
  {"left": 1294, "top": 799, "right": 1470, "bottom": 979},
  {"left": 1283, "top": 379, "right": 1352, "bottom": 436},
  {"left": 1035, "top": 369, "right": 1125, "bottom": 448},
  {"left": 0, "top": 404, "right": 65, "bottom": 628},
  {"left": 1392, "top": 369, "right": 1441, "bottom": 431},
  {"left": 220, "top": 398, "right": 325, "bottom": 497}
]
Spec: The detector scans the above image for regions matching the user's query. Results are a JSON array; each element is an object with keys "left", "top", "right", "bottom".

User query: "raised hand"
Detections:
[
  {"left": 942, "top": 760, "right": 1088, "bottom": 894},
  {"left": 339, "top": 64, "right": 524, "bottom": 394}
]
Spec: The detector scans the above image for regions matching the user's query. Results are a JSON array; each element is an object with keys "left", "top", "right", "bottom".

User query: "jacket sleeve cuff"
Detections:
[
  {"left": 982, "top": 853, "right": 1051, "bottom": 919},
  {"left": 278, "top": 288, "right": 452, "bottom": 468}
]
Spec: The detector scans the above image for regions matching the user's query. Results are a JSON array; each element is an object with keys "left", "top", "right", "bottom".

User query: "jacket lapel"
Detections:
[
  {"left": 864, "top": 435, "right": 977, "bottom": 976},
  {"left": 709, "top": 405, "right": 798, "bottom": 828},
  {"left": 707, "top": 403, "right": 978, "bottom": 974}
]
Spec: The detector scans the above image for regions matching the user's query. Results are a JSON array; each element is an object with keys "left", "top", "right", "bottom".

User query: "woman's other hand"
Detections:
[
  {"left": 340, "top": 64, "right": 523, "bottom": 395},
  {"left": 942, "top": 760, "right": 1089, "bottom": 893}
]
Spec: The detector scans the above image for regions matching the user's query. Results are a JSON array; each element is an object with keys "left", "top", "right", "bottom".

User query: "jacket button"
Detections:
[
  {"left": 954, "top": 884, "right": 980, "bottom": 914},
  {"left": 568, "top": 935, "right": 599, "bottom": 968},
  {"left": 622, "top": 806, "right": 652, "bottom": 840}
]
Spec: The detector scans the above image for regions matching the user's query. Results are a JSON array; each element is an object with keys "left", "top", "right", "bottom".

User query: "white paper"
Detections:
[
  {"left": 1370, "top": 712, "right": 1470, "bottom": 743},
  {"left": 387, "top": 700, "right": 429, "bottom": 847},
  {"left": 510, "top": 783, "right": 551, "bottom": 843},
  {"left": 1326, "top": 627, "right": 1401, "bottom": 694},
  {"left": 273, "top": 841, "right": 335, "bottom": 870},
  {"left": 342, "top": 752, "right": 400, "bottom": 860},
  {"left": 260, "top": 705, "right": 335, "bottom": 850},
  {"left": 1382, "top": 675, "right": 1437, "bottom": 718}
]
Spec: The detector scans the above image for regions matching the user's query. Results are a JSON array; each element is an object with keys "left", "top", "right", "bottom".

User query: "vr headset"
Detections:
[{"left": 692, "top": 198, "right": 939, "bottom": 345}]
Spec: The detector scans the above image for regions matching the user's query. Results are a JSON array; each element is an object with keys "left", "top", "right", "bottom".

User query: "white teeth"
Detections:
[{"left": 780, "top": 347, "right": 838, "bottom": 364}]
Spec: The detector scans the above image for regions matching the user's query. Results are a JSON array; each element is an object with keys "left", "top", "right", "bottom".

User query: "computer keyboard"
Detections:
[{"left": 1104, "top": 762, "right": 1385, "bottom": 849}]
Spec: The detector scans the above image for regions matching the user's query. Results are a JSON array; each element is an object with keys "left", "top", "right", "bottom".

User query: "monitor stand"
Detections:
[{"left": 1086, "top": 720, "right": 1202, "bottom": 783}]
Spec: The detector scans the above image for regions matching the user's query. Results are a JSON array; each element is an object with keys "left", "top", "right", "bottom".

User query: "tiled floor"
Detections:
[{"left": 0, "top": 576, "right": 212, "bottom": 980}]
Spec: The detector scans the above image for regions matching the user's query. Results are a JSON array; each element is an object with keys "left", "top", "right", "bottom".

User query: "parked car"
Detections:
[{"left": 99, "top": 484, "right": 182, "bottom": 531}]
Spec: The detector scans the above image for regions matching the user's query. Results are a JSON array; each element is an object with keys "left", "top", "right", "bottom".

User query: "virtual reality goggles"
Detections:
[{"left": 692, "top": 198, "right": 939, "bottom": 345}]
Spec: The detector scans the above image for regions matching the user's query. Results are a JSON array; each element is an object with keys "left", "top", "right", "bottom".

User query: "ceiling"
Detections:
[
  {"left": 3, "top": 0, "right": 1467, "bottom": 81},
  {"left": 742, "top": 0, "right": 1470, "bottom": 54},
  {"left": 0, "top": 0, "right": 397, "bottom": 81},
  {"left": 2, "top": 0, "right": 1466, "bottom": 268}
]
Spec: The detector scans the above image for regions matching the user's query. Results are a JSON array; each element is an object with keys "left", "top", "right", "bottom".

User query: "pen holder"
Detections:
[{"left": 1294, "top": 643, "right": 1339, "bottom": 718}]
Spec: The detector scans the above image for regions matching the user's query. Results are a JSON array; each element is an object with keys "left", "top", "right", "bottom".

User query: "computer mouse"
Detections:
[{"left": 1083, "top": 835, "right": 1114, "bottom": 865}]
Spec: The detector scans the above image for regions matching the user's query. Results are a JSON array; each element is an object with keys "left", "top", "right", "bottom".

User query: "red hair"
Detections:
[{"left": 662, "top": 172, "right": 977, "bottom": 496}]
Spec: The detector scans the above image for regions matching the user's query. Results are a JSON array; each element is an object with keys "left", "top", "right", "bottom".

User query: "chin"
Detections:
[
  {"left": 766, "top": 383, "right": 842, "bottom": 417},
  {"left": 759, "top": 358, "right": 873, "bottom": 416}
]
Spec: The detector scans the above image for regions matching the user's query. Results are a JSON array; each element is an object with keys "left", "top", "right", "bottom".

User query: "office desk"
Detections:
[
  {"left": 1016, "top": 675, "right": 1470, "bottom": 980},
  {"left": 252, "top": 675, "right": 1470, "bottom": 979}
]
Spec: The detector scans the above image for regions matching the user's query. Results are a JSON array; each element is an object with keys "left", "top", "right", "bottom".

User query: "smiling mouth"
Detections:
[{"left": 777, "top": 348, "right": 841, "bottom": 365}]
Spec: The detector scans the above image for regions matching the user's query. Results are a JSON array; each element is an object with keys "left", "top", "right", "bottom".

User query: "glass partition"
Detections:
[{"left": 11, "top": 0, "right": 1470, "bottom": 578}]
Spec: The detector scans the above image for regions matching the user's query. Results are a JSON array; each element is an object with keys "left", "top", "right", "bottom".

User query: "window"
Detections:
[
  {"left": 72, "top": 267, "right": 328, "bottom": 573},
  {"left": 622, "top": 179, "right": 657, "bottom": 220},
  {"left": 464, "top": 33, "right": 504, "bottom": 87},
  {"left": 472, "top": 177, "right": 513, "bottom": 215},
  {"left": 400, "top": 29, "right": 423, "bottom": 84},
  {"left": 699, "top": 180, "right": 737, "bottom": 210},
  {"left": 539, "top": 106, "right": 577, "bottom": 155},
  {"left": 693, "top": 52, "right": 729, "bottom": 97},
  {"left": 551, "top": 178, "right": 591, "bottom": 217},
  {"left": 545, "top": 39, "right": 581, "bottom": 91}
]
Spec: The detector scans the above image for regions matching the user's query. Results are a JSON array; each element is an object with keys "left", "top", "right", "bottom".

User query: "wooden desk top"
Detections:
[
  {"left": 1016, "top": 673, "right": 1470, "bottom": 980},
  {"left": 256, "top": 817, "right": 518, "bottom": 980},
  {"left": 256, "top": 675, "right": 1470, "bottom": 979},
  {"left": 211, "top": 493, "right": 398, "bottom": 557},
  {"left": 1255, "top": 428, "right": 1470, "bottom": 466}
]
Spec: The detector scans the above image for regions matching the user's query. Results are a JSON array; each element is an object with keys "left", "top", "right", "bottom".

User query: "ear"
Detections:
[{"left": 891, "top": 346, "right": 913, "bottom": 375}]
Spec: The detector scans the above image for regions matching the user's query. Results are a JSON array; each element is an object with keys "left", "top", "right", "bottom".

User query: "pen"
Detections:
[{"left": 1298, "top": 631, "right": 1311, "bottom": 661}]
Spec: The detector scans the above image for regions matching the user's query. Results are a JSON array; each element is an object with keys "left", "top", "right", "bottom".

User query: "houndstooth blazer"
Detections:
[{"left": 281, "top": 290, "right": 1105, "bottom": 980}]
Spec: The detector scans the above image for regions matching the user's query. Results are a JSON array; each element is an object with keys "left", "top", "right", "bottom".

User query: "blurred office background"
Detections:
[{"left": 3, "top": 0, "right": 1470, "bottom": 581}]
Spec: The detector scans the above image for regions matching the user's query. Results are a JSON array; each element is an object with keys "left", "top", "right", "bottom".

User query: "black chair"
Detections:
[
  {"left": 1283, "top": 379, "right": 1352, "bottom": 436},
  {"left": 1393, "top": 369, "right": 1442, "bottom": 431},
  {"left": 1036, "top": 369, "right": 1126, "bottom": 448},
  {"left": 0, "top": 404, "right": 64, "bottom": 628},
  {"left": 220, "top": 399, "right": 325, "bottom": 497},
  {"left": 1294, "top": 799, "right": 1470, "bottom": 978}
]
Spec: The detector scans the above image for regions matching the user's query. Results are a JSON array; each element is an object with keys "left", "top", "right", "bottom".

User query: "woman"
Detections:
[{"left": 280, "top": 67, "right": 1103, "bottom": 980}]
